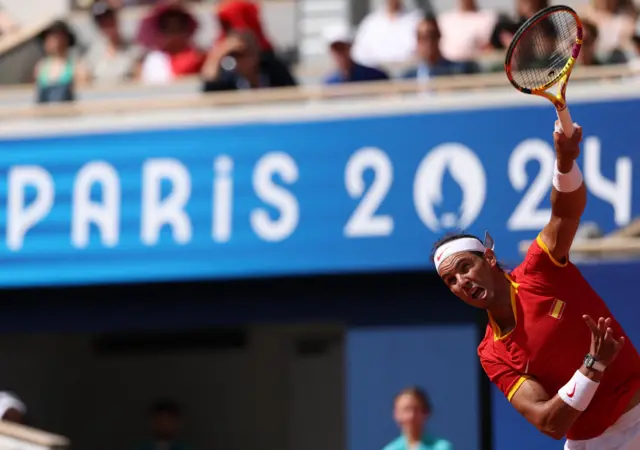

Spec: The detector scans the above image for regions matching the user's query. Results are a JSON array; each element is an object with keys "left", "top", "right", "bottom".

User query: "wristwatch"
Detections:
[{"left": 584, "top": 354, "right": 607, "bottom": 372}]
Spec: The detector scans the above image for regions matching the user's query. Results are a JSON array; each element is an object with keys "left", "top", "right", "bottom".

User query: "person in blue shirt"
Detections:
[
  {"left": 382, "top": 386, "right": 452, "bottom": 450},
  {"left": 323, "top": 23, "right": 389, "bottom": 85},
  {"left": 403, "top": 14, "right": 479, "bottom": 81}
]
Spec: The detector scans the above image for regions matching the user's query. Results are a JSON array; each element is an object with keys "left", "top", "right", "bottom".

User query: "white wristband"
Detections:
[
  {"left": 553, "top": 161, "right": 583, "bottom": 192},
  {"left": 558, "top": 370, "right": 600, "bottom": 411}
]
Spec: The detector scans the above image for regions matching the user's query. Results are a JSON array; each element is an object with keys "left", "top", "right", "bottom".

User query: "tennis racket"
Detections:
[{"left": 505, "top": 5, "right": 583, "bottom": 138}]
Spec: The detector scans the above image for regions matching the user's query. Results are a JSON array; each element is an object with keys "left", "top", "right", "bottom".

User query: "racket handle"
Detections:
[{"left": 556, "top": 107, "right": 575, "bottom": 138}]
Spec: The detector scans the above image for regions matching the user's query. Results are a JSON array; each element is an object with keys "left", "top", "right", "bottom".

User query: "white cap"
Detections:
[
  {"left": 323, "top": 23, "right": 354, "bottom": 45},
  {"left": 0, "top": 392, "right": 26, "bottom": 418}
]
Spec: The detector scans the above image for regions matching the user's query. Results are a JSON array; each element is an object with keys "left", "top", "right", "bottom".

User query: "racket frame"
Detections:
[{"left": 504, "top": 5, "right": 583, "bottom": 137}]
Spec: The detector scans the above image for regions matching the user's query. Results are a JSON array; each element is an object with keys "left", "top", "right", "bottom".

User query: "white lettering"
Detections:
[
  {"left": 507, "top": 139, "right": 555, "bottom": 230},
  {"left": 213, "top": 155, "right": 233, "bottom": 243},
  {"left": 584, "top": 137, "right": 632, "bottom": 226},
  {"left": 344, "top": 147, "right": 393, "bottom": 237},
  {"left": 7, "top": 166, "right": 54, "bottom": 251},
  {"left": 251, "top": 152, "right": 299, "bottom": 242},
  {"left": 72, "top": 162, "right": 120, "bottom": 248},
  {"left": 141, "top": 159, "right": 192, "bottom": 246}
]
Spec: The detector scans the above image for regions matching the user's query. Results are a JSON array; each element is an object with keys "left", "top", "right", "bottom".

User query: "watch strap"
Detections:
[
  {"left": 584, "top": 354, "right": 606, "bottom": 372},
  {"left": 591, "top": 360, "right": 607, "bottom": 372}
]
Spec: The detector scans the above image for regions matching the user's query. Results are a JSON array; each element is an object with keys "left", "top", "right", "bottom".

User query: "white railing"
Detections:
[
  {"left": 0, "top": 421, "right": 69, "bottom": 450},
  {"left": 0, "top": 62, "right": 633, "bottom": 121}
]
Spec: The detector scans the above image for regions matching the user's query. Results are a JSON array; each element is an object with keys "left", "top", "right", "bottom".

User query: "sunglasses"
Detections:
[{"left": 417, "top": 32, "right": 440, "bottom": 41}]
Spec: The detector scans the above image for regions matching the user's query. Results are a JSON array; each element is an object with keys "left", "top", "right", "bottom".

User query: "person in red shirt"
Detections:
[{"left": 432, "top": 121, "right": 640, "bottom": 449}]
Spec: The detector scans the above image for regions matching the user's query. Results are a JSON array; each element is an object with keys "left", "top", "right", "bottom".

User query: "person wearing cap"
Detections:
[
  {"left": 0, "top": 391, "right": 26, "bottom": 424},
  {"left": 84, "top": 1, "right": 144, "bottom": 84},
  {"left": 431, "top": 122, "right": 640, "bottom": 448},
  {"left": 323, "top": 23, "right": 389, "bottom": 85},
  {"left": 201, "top": 28, "right": 296, "bottom": 92},
  {"left": 137, "top": 1, "right": 206, "bottom": 85},
  {"left": 214, "top": 0, "right": 274, "bottom": 54},
  {"left": 34, "top": 20, "right": 89, "bottom": 103}
]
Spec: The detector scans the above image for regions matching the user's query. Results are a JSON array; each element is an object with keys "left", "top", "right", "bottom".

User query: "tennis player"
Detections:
[{"left": 432, "top": 122, "right": 640, "bottom": 449}]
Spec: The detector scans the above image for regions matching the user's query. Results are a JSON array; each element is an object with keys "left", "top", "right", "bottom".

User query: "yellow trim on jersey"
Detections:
[
  {"left": 549, "top": 298, "right": 566, "bottom": 319},
  {"left": 488, "top": 274, "right": 519, "bottom": 341},
  {"left": 536, "top": 234, "right": 568, "bottom": 268},
  {"left": 507, "top": 376, "right": 529, "bottom": 402}
]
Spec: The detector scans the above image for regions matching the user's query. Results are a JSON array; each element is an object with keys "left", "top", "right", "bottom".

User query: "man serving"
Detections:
[{"left": 432, "top": 122, "right": 640, "bottom": 449}]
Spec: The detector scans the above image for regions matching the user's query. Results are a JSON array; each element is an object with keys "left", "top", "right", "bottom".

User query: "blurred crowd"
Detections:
[
  {"left": 0, "top": 385, "right": 450, "bottom": 450},
  {"left": 0, "top": 0, "right": 639, "bottom": 103},
  {"left": 328, "top": 0, "right": 640, "bottom": 85}
]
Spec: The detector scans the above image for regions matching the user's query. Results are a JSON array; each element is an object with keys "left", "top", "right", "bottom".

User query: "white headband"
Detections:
[{"left": 434, "top": 236, "right": 490, "bottom": 274}]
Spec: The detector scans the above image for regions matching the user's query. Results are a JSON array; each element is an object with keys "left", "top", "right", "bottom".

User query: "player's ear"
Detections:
[{"left": 483, "top": 248, "right": 498, "bottom": 268}]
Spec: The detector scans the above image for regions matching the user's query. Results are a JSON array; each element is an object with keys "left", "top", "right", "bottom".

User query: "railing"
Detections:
[
  {"left": 519, "top": 219, "right": 640, "bottom": 260},
  {"left": 0, "top": 62, "right": 633, "bottom": 120},
  {"left": 0, "top": 420, "right": 69, "bottom": 450}
]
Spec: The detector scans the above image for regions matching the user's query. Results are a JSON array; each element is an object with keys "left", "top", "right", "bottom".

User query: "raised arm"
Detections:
[
  {"left": 539, "top": 123, "right": 586, "bottom": 264},
  {"left": 510, "top": 316, "right": 624, "bottom": 439}
]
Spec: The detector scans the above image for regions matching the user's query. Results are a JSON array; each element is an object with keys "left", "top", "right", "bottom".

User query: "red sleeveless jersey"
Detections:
[{"left": 478, "top": 234, "right": 640, "bottom": 440}]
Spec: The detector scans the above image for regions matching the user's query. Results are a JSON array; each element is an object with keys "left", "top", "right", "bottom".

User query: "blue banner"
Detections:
[{"left": 0, "top": 98, "right": 637, "bottom": 286}]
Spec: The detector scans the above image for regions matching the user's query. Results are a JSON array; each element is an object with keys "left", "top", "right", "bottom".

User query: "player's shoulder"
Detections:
[{"left": 508, "top": 233, "right": 574, "bottom": 289}]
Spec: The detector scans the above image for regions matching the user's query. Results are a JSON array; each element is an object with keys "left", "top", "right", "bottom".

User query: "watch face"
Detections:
[{"left": 585, "top": 355, "right": 594, "bottom": 367}]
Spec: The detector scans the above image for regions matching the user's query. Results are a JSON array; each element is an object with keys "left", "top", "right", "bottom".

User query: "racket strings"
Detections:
[{"left": 508, "top": 11, "right": 578, "bottom": 90}]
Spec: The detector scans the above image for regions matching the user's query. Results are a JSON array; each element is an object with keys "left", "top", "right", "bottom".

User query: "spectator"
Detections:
[
  {"left": 383, "top": 386, "right": 452, "bottom": 450},
  {"left": 438, "top": 0, "right": 497, "bottom": 62},
  {"left": 34, "top": 20, "right": 89, "bottom": 104},
  {"left": 403, "top": 15, "right": 479, "bottom": 81},
  {"left": 212, "top": 0, "right": 294, "bottom": 87},
  {"left": 323, "top": 23, "right": 389, "bottom": 85},
  {"left": 0, "top": 391, "right": 26, "bottom": 424},
  {"left": 351, "top": 0, "right": 422, "bottom": 67},
  {"left": 137, "top": 1, "right": 205, "bottom": 84},
  {"left": 201, "top": 29, "right": 296, "bottom": 92},
  {"left": 136, "top": 399, "right": 191, "bottom": 450},
  {"left": 0, "top": 3, "right": 19, "bottom": 37},
  {"left": 490, "top": 0, "right": 548, "bottom": 50},
  {"left": 629, "top": 28, "right": 640, "bottom": 73},
  {"left": 215, "top": 0, "right": 274, "bottom": 54},
  {"left": 580, "top": 0, "right": 636, "bottom": 57},
  {"left": 579, "top": 21, "right": 604, "bottom": 66},
  {"left": 84, "top": 1, "right": 144, "bottom": 84}
]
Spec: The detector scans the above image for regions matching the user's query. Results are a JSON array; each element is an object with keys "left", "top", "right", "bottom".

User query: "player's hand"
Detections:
[
  {"left": 583, "top": 315, "right": 625, "bottom": 367},
  {"left": 554, "top": 121, "right": 582, "bottom": 172}
]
